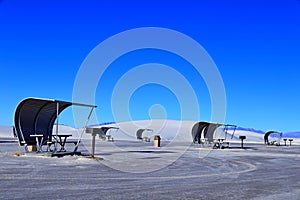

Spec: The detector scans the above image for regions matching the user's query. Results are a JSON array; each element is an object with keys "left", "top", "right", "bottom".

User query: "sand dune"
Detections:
[
  {"left": 0, "top": 126, "right": 14, "bottom": 138},
  {"left": 90, "top": 120, "right": 266, "bottom": 143},
  {"left": 2, "top": 120, "right": 299, "bottom": 144}
]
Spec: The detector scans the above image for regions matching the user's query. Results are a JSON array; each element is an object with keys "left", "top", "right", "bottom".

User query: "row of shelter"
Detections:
[{"left": 12, "top": 97, "right": 290, "bottom": 156}]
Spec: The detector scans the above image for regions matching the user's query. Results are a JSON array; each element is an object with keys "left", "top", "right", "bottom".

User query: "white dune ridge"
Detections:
[
  {"left": 81, "top": 120, "right": 272, "bottom": 173},
  {"left": 1, "top": 120, "right": 299, "bottom": 173},
  {"left": 0, "top": 126, "right": 14, "bottom": 138},
  {"left": 0, "top": 120, "right": 295, "bottom": 143},
  {"left": 91, "top": 120, "right": 196, "bottom": 141},
  {"left": 88, "top": 120, "right": 270, "bottom": 143}
]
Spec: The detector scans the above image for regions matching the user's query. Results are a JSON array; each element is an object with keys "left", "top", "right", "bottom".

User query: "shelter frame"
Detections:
[
  {"left": 192, "top": 122, "right": 237, "bottom": 144},
  {"left": 14, "top": 97, "right": 97, "bottom": 155}
]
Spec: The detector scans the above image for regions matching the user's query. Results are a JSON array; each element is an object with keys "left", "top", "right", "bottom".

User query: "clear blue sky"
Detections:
[{"left": 1, "top": 0, "right": 300, "bottom": 132}]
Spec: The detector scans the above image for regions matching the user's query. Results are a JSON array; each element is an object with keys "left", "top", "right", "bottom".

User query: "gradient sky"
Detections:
[{"left": 1, "top": 0, "right": 300, "bottom": 132}]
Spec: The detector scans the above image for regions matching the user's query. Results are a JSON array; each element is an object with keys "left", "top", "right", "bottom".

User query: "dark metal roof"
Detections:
[
  {"left": 14, "top": 98, "right": 96, "bottom": 146},
  {"left": 97, "top": 127, "right": 119, "bottom": 138},
  {"left": 136, "top": 129, "right": 153, "bottom": 140},
  {"left": 264, "top": 131, "right": 282, "bottom": 145},
  {"left": 192, "top": 122, "right": 210, "bottom": 143},
  {"left": 192, "top": 122, "right": 235, "bottom": 143}
]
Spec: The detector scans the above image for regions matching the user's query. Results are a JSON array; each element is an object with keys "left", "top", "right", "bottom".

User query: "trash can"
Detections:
[{"left": 154, "top": 135, "right": 161, "bottom": 147}]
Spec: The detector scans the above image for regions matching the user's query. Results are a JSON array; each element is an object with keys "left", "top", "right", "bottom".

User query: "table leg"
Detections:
[
  {"left": 36, "top": 137, "right": 43, "bottom": 152},
  {"left": 60, "top": 136, "right": 68, "bottom": 151}
]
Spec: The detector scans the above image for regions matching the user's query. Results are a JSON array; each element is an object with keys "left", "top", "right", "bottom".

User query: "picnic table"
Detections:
[
  {"left": 30, "top": 134, "right": 44, "bottom": 152},
  {"left": 213, "top": 138, "right": 229, "bottom": 149},
  {"left": 52, "top": 134, "right": 73, "bottom": 151}
]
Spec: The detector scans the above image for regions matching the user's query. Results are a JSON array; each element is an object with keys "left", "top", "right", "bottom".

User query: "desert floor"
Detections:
[{"left": 1, "top": 140, "right": 300, "bottom": 200}]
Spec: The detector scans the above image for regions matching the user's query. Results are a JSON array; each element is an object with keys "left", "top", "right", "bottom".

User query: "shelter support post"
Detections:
[
  {"left": 73, "top": 107, "right": 95, "bottom": 153},
  {"left": 53, "top": 102, "right": 60, "bottom": 152},
  {"left": 91, "top": 132, "right": 96, "bottom": 158}
]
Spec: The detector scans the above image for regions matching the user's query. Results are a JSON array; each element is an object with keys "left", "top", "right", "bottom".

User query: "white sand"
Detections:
[
  {"left": 2, "top": 120, "right": 299, "bottom": 144},
  {"left": 0, "top": 126, "right": 14, "bottom": 138}
]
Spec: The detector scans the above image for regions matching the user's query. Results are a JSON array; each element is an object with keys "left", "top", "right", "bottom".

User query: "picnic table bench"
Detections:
[{"left": 47, "top": 134, "right": 79, "bottom": 152}]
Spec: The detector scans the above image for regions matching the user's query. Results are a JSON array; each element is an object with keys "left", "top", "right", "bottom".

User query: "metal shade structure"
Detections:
[
  {"left": 192, "top": 122, "right": 237, "bottom": 143},
  {"left": 264, "top": 131, "right": 282, "bottom": 145},
  {"left": 97, "top": 127, "right": 119, "bottom": 139},
  {"left": 136, "top": 129, "right": 153, "bottom": 140},
  {"left": 192, "top": 122, "right": 210, "bottom": 144},
  {"left": 14, "top": 98, "right": 96, "bottom": 152}
]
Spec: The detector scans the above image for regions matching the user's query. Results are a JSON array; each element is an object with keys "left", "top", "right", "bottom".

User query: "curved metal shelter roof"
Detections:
[
  {"left": 136, "top": 129, "right": 153, "bottom": 140},
  {"left": 98, "top": 127, "right": 119, "bottom": 138},
  {"left": 264, "top": 131, "right": 282, "bottom": 145},
  {"left": 204, "top": 123, "right": 222, "bottom": 142},
  {"left": 192, "top": 122, "right": 210, "bottom": 143},
  {"left": 14, "top": 98, "right": 96, "bottom": 146},
  {"left": 192, "top": 122, "right": 237, "bottom": 143}
]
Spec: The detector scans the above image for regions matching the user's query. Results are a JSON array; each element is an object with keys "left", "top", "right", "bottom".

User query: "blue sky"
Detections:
[{"left": 1, "top": 0, "right": 300, "bottom": 132}]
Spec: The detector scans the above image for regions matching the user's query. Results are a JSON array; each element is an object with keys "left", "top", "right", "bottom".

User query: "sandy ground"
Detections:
[{"left": 1, "top": 139, "right": 300, "bottom": 200}]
